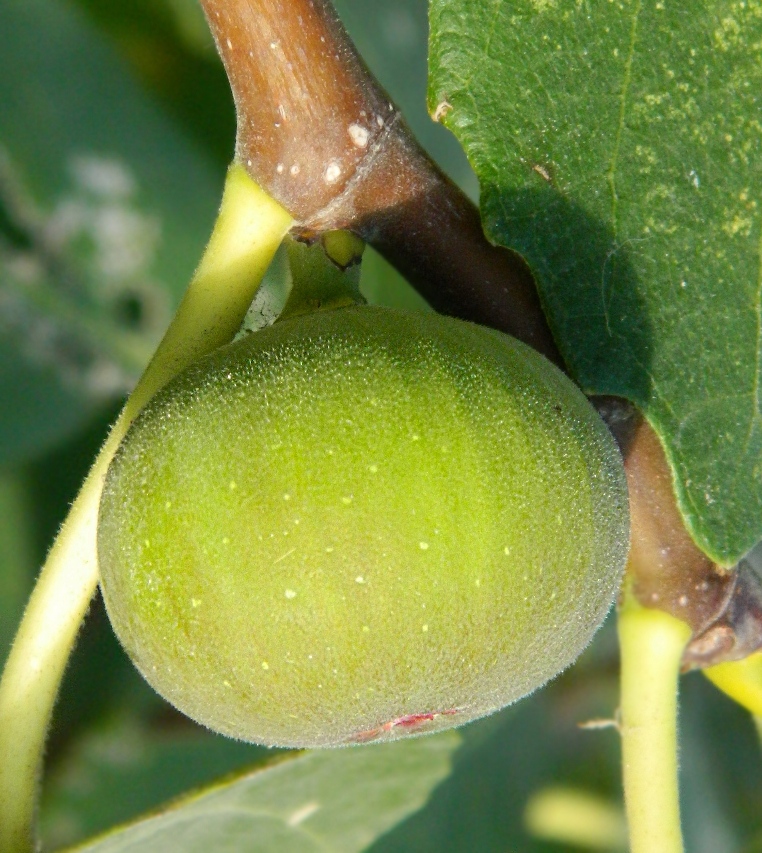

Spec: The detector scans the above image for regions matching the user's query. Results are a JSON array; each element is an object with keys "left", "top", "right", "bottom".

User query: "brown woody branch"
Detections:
[
  {"left": 199, "top": 0, "right": 759, "bottom": 667},
  {"left": 202, "top": 0, "right": 559, "bottom": 361},
  {"left": 606, "top": 405, "right": 762, "bottom": 666}
]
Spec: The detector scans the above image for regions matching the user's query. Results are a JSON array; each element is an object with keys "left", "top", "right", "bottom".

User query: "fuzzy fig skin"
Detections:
[{"left": 98, "top": 306, "right": 628, "bottom": 747}]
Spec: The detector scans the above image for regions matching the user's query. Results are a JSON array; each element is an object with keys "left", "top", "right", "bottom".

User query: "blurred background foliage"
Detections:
[{"left": 1, "top": 0, "right": 761, "bottom": 850}]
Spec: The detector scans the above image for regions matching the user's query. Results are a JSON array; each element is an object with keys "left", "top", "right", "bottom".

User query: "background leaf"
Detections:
[
  {"left": 0, "top": 0, "right": 223, "bottom": 464},
  {"left": 0, "top": 471, "right": 36, "bottom": 657},
  {"left": 41, "top": 709, "right": 274, "bottom": 847},
  {"left": 66, "top": 731, "right": 458, "bottom": 853},
  {"left": 428, "top": 0, "right": 762, "bottom": 565}
]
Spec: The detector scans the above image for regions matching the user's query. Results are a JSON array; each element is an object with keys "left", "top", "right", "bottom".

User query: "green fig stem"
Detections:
[
  {"left": 618, "top": 591, "right": 691, "bottom": 853},
  {"left": 278, "top": 231, "right": 365, "bottom": 321},
  {"left": 0, "top": 164, "right": 292, "bottom": 853}
]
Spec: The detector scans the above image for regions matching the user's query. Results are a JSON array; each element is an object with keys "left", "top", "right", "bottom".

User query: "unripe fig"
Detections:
[{"left": 98, "top": 306, "right": 628, "bottom": 747}]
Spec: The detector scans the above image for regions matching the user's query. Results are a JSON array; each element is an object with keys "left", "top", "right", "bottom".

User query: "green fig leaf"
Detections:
[
  {"left": 428, "top": 0, "right": 762, "bottom": 565},
  {"left": 0, "top": 0, "right": 222, "bottom": 464},
  {"left": 41, "top": 715, "right": 270, "bottom": 849},
  {"left": 66, "top": 732, "right": 458, "bottom": 853}
]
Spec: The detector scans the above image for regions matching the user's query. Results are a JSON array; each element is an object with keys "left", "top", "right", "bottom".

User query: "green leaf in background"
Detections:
[
  {"left": 41, "top": 711, "right": 273, "bottom": 849},
  {"left": 0, "top": 471, "right": 36, "bottom": 659},
  {"left": 0, "top": 0, "right": 223, "bottom": 464},
  {"left": 67, "top": 731, "right": 458, "bottom": 853},
  {"left": 428, "top": 0, "right": 762, "bottom": 565}
]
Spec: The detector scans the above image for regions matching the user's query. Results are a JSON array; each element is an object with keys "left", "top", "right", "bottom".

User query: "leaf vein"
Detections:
[
  {"left": 603, "top": 0, "right": 643, "bottom": 336},
  {"left": 461, "top": 0, "right": 502, "bottom": 91}
]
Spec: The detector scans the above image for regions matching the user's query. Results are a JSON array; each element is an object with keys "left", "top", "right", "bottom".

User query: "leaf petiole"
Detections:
[
  {"left": 0, "top": 164, "right": 292, "bottom": 853},
  {"left": 618, "top": 590, "right": 692, "bottom": 853}
]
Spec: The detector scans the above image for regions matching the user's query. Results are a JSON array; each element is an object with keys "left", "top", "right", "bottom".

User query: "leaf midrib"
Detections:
[{"left": 606, "top": 0, "right": 644, "bottom": 244}]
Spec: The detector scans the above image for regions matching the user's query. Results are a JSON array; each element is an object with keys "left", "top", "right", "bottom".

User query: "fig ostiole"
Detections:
[{"left": 97, "top": 305, "right": 629, "bottom": 748}]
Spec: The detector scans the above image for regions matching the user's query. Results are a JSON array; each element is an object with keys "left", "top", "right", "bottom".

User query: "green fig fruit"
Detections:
[{"left": 98, "top": 305, "right": 628, "bottom": 747}]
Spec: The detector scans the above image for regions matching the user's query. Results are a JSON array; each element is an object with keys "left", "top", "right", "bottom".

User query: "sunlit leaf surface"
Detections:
[{"left": 429, "top": 0, "right": 762, "bottom": 564}]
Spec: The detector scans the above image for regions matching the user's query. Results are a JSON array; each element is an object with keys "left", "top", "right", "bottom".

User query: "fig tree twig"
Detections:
[
  {"left": 201, "top": 0, "right": 561, "bottom": 364},
  {"left": 607, "top": 407, "right": 762, "bottom": 666}
]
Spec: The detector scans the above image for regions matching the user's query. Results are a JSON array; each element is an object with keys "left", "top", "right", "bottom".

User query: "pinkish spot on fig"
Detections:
[{"left": 347, "top": 709, "right": 459, "bottom": 743}]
